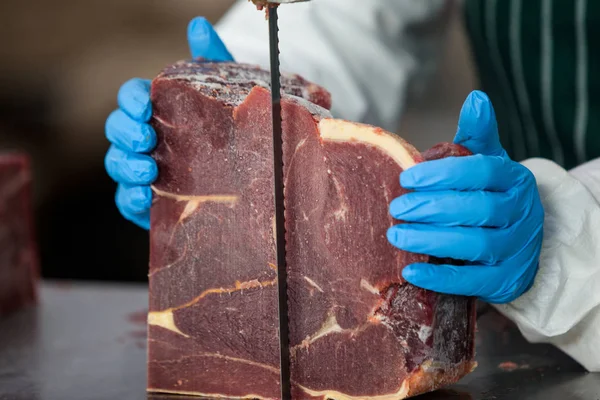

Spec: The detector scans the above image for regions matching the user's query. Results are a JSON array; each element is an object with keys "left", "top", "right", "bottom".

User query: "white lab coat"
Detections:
[{"left": 216, "top": 0, "right": 600, "bottom": 372}]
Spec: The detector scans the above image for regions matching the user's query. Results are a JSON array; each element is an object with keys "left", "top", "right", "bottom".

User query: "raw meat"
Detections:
[
  {"left": 0, "top": 153, "right": 39, "bottom": 316},
  {"left": 147, "top": 59, "right": 477, "bottom": 399}
]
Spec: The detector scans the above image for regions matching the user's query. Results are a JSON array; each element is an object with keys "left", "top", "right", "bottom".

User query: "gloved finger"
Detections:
[
  {"left": 105, "top": 144, "right": 158, "bottom": 185},
  {"left": 453, "top": 90, "right": 507, "bottom": 158},
  {"left": 105, "top": 109, "right": 157, "bottom": 153},
  {"left": 116, "top": 184, "right": 151, "bottom": 230},
  {"left": 116, "top": 183, "right": 153, "bottom": 215},
  {"left": 187, "top": 17, "right": 234, "bottom": 61},
  {"left": 401, "top": 154, "right": 525, "bottom": 192},
  {"left": 389, "top": 190, "right": 520, "bottom": 228},
  {"left": 118, "top": 78, "right": 152, "bottom": 122},
  {"left": 497, "top": 232, "right": 543, "bottom": 298},
  {"left": 386, "top": 223, "right": 526, "bottom": 264},
  {"left": 401, "top": 263, "right": 521, "bottom": 303}
]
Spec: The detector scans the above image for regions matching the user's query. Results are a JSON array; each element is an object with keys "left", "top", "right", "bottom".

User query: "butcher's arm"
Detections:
[
  {"left": 215, "top": 0, "right": 453, "bottom": 132},
  {"left": 492, "top": 158, "right": 600, "bottom": 372}
]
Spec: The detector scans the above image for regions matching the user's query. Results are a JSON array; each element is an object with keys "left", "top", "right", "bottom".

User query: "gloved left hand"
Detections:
[
  {"left": 387, "top": 90, "right": 544, "bottom": 304},
  {"left": 104, "top": 17, "right": 234, "bottom": 229}
]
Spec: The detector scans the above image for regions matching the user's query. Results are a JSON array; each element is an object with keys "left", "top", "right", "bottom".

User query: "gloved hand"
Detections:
[
  {"left": 387, "top": 90, "right": 544, "bottom": 304},
  {"left": 104, "top": 17, "right": 234, "bottom": 229}
]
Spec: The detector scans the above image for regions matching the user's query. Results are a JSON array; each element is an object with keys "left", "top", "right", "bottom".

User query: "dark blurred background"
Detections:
[{"left": 0, "top": 0, "right": 476, "bottom": 283}]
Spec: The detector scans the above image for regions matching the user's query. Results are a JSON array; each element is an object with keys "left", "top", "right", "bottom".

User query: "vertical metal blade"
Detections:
[{"left": 268, "top": 7, "right": 291, "bottom": 400}]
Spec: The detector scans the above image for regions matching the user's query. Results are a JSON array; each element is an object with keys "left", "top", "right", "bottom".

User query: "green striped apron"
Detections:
[{"left": 463, "top": 0, "right": 600, "bottom": 169}]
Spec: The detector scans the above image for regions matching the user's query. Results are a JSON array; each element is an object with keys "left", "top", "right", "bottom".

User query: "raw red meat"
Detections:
[
  {"left": 147, "top": 60, "right": 477, "bottom": 399},
  {"left": 421, "top": 142, "right": 473, "bottom": 160},
  {"left": 0, "top": 153, "right": 39, "bottom": 315}
]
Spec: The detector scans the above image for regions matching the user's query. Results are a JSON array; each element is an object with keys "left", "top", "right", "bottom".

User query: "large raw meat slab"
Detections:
[
  {"left": 147, "top": 59, "right": 477, "bottom": 399},
  {"left": 0, "top": 153, "right": 38, "bottom": 316}
]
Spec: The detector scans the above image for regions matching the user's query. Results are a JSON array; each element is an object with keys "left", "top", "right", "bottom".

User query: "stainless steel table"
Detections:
[{"left": 0, "top": 281, "right": 598, "bottom": 400}]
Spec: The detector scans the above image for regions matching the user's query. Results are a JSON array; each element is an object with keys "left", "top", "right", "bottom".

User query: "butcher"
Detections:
[{"left": 104, "top": 0, "right": 600, "bottom": 373}]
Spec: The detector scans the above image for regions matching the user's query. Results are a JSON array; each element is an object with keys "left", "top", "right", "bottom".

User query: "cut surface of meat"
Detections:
[
  {"left": 148, "top": 59, "right": 477, "bottom": 399},
  {"left": 0, "top": 153, "right": 39, "bottom": 316}
]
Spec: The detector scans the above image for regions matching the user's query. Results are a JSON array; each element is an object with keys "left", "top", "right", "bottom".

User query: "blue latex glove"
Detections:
[
  {"left": 104, "top": 17, "right": 234, "bottom": 229},
  {"left": 387, "top": 90, "right": 544, "bottom": 304}
]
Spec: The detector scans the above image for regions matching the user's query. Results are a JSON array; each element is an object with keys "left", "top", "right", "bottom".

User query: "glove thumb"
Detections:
[
  {"left": 453, "top": 90, "right": 506, "bottom": 157},
  {"left": 187, "top": 17, "right": 234, "bottom": 62}
]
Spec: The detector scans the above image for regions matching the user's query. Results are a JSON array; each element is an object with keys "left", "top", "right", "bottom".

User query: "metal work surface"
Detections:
[{"left": 0, "top": 281, "right": 598, "bottom": 400}]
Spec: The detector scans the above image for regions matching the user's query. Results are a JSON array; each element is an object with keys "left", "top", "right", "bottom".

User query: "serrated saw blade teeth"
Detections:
[{"left": 268, "top": 7, "right": 291, "bottom": 400}]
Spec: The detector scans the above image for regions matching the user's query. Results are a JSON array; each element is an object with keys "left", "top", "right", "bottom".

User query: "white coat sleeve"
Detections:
[
  {"left": 215, "top": 0, "right": 453, "bottom": 132},
  {"left": 493, "top": 157, "right": 600, "bottom": 372}
]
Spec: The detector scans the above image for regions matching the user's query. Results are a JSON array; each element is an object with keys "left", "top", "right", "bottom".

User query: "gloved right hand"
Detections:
[
  {"left": 104, "top": 17, "right": 234, "bottom": 229},
  {"left": 387, "top": 91, "right": 544, "bottom": 304}
]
